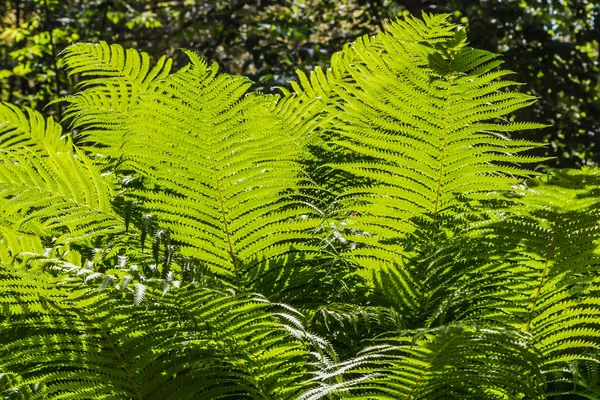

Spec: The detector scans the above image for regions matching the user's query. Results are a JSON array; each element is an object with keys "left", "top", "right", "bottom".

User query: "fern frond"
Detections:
[
  {"left": 61, "top": 41, "right": 172, "bottom": 87},
  {"left": 546, "top": 359, "right": 600, "bottom": 399},
  {"left": 288, "top": 13, "right": 548, "bottom": 322},
  {"left": 0, "top": 102, "right": 70, "bottom": 152},
  {"left": 0, "top": 269, "right": 327, "bottom": 399},
  {"left": 314, "top": 14, "right": 545, "bottom": 230},
  {"left": 58, "top": 42, "right": 172, "bottom": 156},
  {"left": 0, "top": 103, "right": 125, "bottom": 244},
  {"left": 61, "top": 46, "right": 323, "bottom": 289},
  {"left": 0, "top": 146, "right": 123, "bottom": 243},
  {"left": 454, "top": 168, "right": 600, "bottom": 396},
  {"left": 302, "top": 324, "right": 545, "bottom": 399},
  {"left": 0, "top": 226, "right": 45, "bottom": 266}
]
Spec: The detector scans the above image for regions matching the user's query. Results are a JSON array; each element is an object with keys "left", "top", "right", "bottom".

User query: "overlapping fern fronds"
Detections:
[
  {"left": 456, "top": 168, "right": 600, "bottom": 397},
  {"left": 285, "top": 13, "right": 600, "bottom": 398},
  {"left": 287, "top": 13, "right": 549, "bottom": 323},
  {"left": 293, "top": 14, "right": 546, "bottom": 225},
  {"left": 0, "top": 12, "right": 599, "bottom": 400},
  {"left": 0, "top": 265, "right": 328, "bottom": 399},
  {"left": 302, "top": 324, "right": 545, "bottom": 400},
  {"left": 58, "top": 42, "right": 172, "bottom": 155}
]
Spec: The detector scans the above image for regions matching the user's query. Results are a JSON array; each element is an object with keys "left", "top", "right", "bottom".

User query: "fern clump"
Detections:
[{"left": 0, "top": 12, "right": 598, "bottom": 399}]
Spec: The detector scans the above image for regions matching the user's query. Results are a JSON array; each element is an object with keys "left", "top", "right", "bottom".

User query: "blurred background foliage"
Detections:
[{"left": 0, "top": 0, "right": 598, "bottom": 167}]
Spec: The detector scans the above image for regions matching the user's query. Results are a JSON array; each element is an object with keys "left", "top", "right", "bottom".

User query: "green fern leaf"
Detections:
[
  {"left": 0, "top": 270, "right": 329, "bottom": 399},
  {"left": 61, "top": 45, "right": 323, "bottom": 289},
  {"left": 0, "top": 102, "right": 70, "bottom": 152},
  {"left": 301, "top": 324, "right": 545, "bottom": 399},
  {"left": 290, "top": 13, "right": 548, "bottom": 322}
]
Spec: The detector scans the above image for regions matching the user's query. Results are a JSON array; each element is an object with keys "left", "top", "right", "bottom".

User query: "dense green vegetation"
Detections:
[
  {"left": 1, "top": 0, "right": 599, "bottom": 166},
  {"left": 1, "top": 13, "right": 599, "bottom": 398}
]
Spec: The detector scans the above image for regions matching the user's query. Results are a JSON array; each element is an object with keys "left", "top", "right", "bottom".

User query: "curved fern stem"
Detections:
[
  {"left": 432, "top": 77, "right": 452, "bottom": 219},
  {"left": 213, "top": 157, "right": 242, "bottom": 290}
]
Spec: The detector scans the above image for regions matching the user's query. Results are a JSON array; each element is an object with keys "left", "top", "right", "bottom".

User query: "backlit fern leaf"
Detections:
[
  {"left": 0, "top": 226, "right": 45, "bottom": 266},
  {"left": 61, "top": 41, "right": 172, "bottom": 88},
  {"left": 298, "top": 13, "right": 546, "bottom": 238},
  {"left": 61, "top": 45, "right": 322, "bottom": 289},
  {"left": 290, "top": 13, "right": 547, "bottom": 322},
  {"left": 0, "top": 105, "right": 124, "bottom": 243},
  {"left": 0, "top": 102, "right": 69, "bottom": 153},
  {"left": 59, "top": 41, "right": 171, "bottom": 155}
]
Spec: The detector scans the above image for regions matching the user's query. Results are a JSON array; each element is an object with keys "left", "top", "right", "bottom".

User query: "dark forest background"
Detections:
[{"left": 1, "top": 0, "right": 598, "bottom": 167}]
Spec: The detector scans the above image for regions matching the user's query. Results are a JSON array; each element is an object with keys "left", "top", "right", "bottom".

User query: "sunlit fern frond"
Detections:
[
  {"left": 0, "top": 105, "right": 124, "bottom": 244},
  {"left": 293, "top": 14, "right": 546, "bottom": 226},
  {"left": 0, "top": 102, "right": 70, "bottom": 153},
  {"left": 59, "top": 41, "right": 172, "bottom": 155},
  {"left": 61, "top": 45, "right": 323, "bottom": 289},
  {"left": 0, "top": 148, "right": 123, "bottom": 243},
  {"left": 0, "top": 226, "right": 45, "bottom": 266},
  {"left": 0, "top": 102, "right": 152, "bottom": 281},
  {"left": 287, "top": 13, "right": 548, "bottom": 321},
  {"left": 61, "top": 41, "right": 173, "bottom": 87}
]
